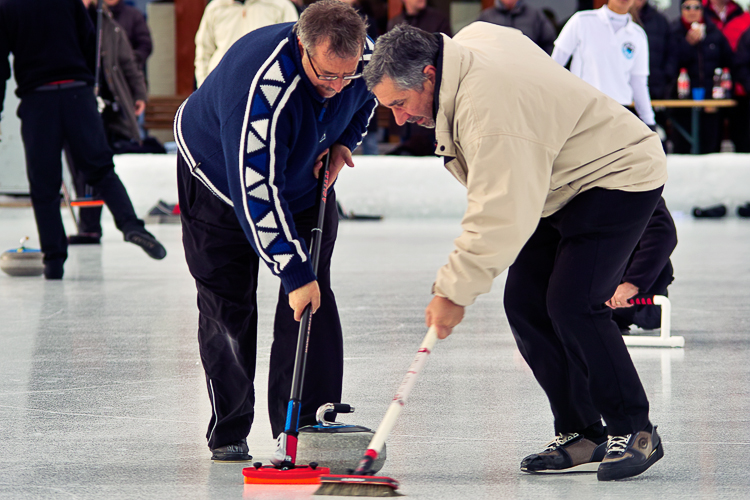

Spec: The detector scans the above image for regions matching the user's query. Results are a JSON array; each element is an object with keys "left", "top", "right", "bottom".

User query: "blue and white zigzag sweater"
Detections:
[{"left": 174, "top": 23, "right": 376, "bottom": 293}]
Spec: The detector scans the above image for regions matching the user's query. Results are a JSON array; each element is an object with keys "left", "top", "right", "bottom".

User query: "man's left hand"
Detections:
[
  {"left": 425, "top": 296, "right": 465, "bottom": 339},
  {"left": 606, "top": 282, "right": 639, "bottom": 309},
  {"left": 314, "top": 143, "right": 354, "bottom": 185}
]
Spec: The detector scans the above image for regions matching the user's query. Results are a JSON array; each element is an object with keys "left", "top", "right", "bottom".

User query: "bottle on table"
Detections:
[
  {"left": 678, "top": 68, "right": 691, "bottom": 99},
  {"left": 712, "top": 67, "right": 724, "bottom": 99}
]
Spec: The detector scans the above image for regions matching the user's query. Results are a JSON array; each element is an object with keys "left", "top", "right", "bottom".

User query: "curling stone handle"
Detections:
[{"left": 331, "top": 403, "right": 354, "bottom": 414}]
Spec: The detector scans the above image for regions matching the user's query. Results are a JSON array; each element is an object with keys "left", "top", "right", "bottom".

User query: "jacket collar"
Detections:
[
  {"left": 433, "top": 33, "right": 473, "bottom": 157},
  {"left": 597, "top": 4, "right": 633, "bottom": 29}
]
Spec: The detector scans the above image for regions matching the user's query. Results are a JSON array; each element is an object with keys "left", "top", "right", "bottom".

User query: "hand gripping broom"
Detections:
[{"left": 314, "top": 326, "right": 439, "bottom": 497}]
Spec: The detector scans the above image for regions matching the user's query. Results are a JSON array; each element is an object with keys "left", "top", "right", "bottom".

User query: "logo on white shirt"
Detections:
[{"left": 622, "top": 42, "right": 635, "bottom": 59}]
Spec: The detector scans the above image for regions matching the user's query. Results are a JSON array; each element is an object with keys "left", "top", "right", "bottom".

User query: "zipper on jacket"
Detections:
[{"left": 318, "top": 100, "right": 329, "bottom": 122}]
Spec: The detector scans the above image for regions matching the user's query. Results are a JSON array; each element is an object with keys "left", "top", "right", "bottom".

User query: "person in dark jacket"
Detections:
[
  {"left": 104, "top": 0, "right": 152, "bottom": 71},
  {"left": 386, "top": 0, "right": 451, "bottom": 156},
  {"left": 477, "top": 0, "right": 557, "bottom": 54},
  {"left": 174, "top": 0, "right": 376, "bottom": 462},
  {"left": 0, "top": 0, "right": 166, "bottom": 279},
  {"left": 666, "top": 0, "right": 733, "bottom": 153},
  {"left": 67, "top": 0, "right": 150, "bottom": 244},
  {"left": 608, "top": 198, "right": 677, "bottom": 333},
  {"left": 634, "top": 0, "right": 672, "bottom": 99},
  {"left": 703, "top": 0, "right": 750, "bottom": 151},
  {"left": 387, "top": 0, "right": 451, "bottom": 36}
]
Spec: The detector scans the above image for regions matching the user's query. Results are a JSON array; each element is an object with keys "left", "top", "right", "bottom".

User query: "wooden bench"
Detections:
[{"left": 144, "top": 95, "right": 188, "bottom": 130}]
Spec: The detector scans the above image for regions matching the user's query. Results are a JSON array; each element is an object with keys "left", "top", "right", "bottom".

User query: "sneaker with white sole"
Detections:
[
  {"left": 597, "top": 426, "right": 664, "bottom": 481},
  {"left": 521, "top": 433, "right": 607, "bottom": 474}
]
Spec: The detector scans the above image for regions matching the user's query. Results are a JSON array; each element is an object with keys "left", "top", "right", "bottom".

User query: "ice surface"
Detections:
[{"left": 1, "top": 154, "right": 750, "bottom": 499}]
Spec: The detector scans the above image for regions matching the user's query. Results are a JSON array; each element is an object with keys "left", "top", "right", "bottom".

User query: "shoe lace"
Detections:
[
  {"left": 606, "top": 434, "right": 631, "bottom": 454},
  {"left": 543, "top": 433, "right": 579, "bottom": 452}
]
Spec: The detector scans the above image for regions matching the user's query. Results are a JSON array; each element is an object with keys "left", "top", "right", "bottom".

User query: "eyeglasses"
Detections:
[
  {"left": 305, "top": 49, "right": 364, "bottom": 81},
  {"left": 681, "top": 4, "right": 702, "bottom": 10}
]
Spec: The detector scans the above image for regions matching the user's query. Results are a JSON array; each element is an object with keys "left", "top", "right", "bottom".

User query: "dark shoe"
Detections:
[
  {"left": 692, "top": 204, "right": 726, "bottom": 218},
  {"left": 43, "top": 259, "right": 64, "bottom": 280},
  {"left": 68, "top": 233, "right": 101, "bottom": 245},
  {"left": 211, "top": 439, "right": 252, "bottom": 462},
  {"left": 737, "top": 203, "right": 750, "bottom": 218},
  {"left": 597, "top": 426, "right": 664, "bottom": 481},
  {"left": 521, "top": 433, "right": 607, "bottom": 473},
  {"left": 124, "top": 230, "right": 167, "bottom": 260}
]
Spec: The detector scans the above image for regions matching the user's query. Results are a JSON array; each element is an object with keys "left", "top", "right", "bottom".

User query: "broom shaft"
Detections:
[{"left": 365, "top": 326, "right": 438, "bottom": 457}]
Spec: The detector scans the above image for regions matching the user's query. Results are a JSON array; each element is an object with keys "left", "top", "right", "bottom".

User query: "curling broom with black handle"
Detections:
[{"left": 271, "top": 153, "right": 332, "bottom": 470}]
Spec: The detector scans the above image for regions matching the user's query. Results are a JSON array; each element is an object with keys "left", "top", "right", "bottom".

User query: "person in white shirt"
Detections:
[
  {"left": 552, "top": 0, "right": 656, "bottom": 128},
  {"left": 194, "top": 0, "right": 299, "bottom": 87}
]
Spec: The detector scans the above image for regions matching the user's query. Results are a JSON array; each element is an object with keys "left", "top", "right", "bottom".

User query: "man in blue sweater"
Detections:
[
  {"left": 174, "top": 0, "right": 376, "bottom": 461},
  {"left": 0, "top": 0, "right": 166, "bottom": 279}
]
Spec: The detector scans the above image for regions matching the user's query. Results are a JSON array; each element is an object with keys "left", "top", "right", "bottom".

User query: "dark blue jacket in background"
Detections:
[
  {"left": 666, "top": 17, "right": 733, "bottom": 96},
  {"left": 175, "top": 23, "right": 376, "bottom": 293},
  {"left": 638, "top": 2, "right": 672, "bottom": 99}
]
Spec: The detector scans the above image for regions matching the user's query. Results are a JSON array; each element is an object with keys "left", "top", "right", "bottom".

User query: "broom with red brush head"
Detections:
[{"left": 314, "top": 326, "right": 439, "bottom": 497}]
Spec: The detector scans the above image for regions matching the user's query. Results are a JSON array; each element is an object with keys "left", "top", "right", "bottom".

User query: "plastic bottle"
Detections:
[
  {"left": 712, "top": 67, "right": 724, "bottom": 99},
  {"left": 720, "top": 67, "right": 732, "bottom": 99},
  {"left": 677, "top": 68, "right": 690, "bottom": 99}
]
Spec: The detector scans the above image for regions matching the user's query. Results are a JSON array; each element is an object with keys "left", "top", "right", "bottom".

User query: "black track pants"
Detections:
[
  {"left": 504, "top": 187, "right": 662, "bottom": 437},
  {"left": 177, "top": 155, "right": 343, "bottom": 449},
  {"left": 17, "top": 86, "right": 143, "bottom": 262}
]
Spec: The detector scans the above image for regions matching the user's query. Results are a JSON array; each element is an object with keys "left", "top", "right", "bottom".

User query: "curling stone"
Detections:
[
  {"left": 0, "top": 237, "right": 43, "bottom": 277},
  {"left": 296, "top": 403, "right": 386, "bottom": 474}
]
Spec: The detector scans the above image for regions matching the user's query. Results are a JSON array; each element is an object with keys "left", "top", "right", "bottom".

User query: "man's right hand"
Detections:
[{"left": 289, "top": 280, "right": 321, "bottom": 321}]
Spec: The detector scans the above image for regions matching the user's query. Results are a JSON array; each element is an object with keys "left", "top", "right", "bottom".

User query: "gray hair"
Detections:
[
  {"left": 364, "top": 24, "right": 440, "bottom": 92},
  {"left": 296, "top": 0, "right": 366, "bottom": 59}
]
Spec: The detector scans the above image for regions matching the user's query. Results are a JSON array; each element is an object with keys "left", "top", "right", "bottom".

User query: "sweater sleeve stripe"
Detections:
[{"left": 238, "top": 38, "right": 308, "bottom": 274}]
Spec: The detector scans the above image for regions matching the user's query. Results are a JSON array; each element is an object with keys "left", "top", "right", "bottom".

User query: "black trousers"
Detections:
[
  {"left": 504, "top": 187, "right": 662, "bottom": 437},
  {"left": 177, "top": 155, "right": 343, "bottom": 449},
  {"left": 17, "top": 85, "right": 143, "bottom": 262}
]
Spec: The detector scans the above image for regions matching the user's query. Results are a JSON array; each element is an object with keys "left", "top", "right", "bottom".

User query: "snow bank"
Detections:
[{"left": 113, "top": 153, "right": 750, "bottom": 219}]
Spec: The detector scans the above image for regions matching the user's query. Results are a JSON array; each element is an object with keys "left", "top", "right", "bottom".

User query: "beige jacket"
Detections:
[
  {"left": 433, "top": 23, "right": 667, "bottom": 307},
  {"left": 194, "top": 0, "right": 298, "bottom": 86}
]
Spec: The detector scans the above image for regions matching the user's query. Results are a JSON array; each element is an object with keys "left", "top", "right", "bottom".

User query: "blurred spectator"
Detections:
[
  {"left": 338, "top": 0, "right": 380, "bottom": 154},
  {"left": 634, "top": 0, "right": 672, "bottom": 99},
  {"left": 194, "top": 0, "right": 298, "bottom": 87},
  {"left": 736, "top": 24, "right": 750, "bottom": 109},
  {"left": 477, "top": 0, "right": 557, "bottom": 54},
  {"left": 387, "top": 0, "right": 451, "bottom": 35},
  {"left": 85, "top": 0, "right": 147, "bottom": 150},
  {"left": 552, "top": 0, "right": 656, "bottom": 127},
  {"left": 104, "top": 0, "right": 152, "bottom": 72},
  {"left": 67, "top": 0, "right": 151, "bottom": 244},
  {"left": 666, "top": 0, "right": 733, "bottom": 153},
  {"left": 703, "top": 0, "right": 750, "bottom": 151},
  {"left": 386, "top": 0, "right": 451, "bottom": 156}
]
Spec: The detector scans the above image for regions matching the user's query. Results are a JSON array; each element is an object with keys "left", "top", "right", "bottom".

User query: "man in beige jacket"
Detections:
[
  {"left": 364, "top": 23, "right": 667, "bottom": 481},
  {"left": 194, "top": 0, "right": 299, "bottom": 87}
]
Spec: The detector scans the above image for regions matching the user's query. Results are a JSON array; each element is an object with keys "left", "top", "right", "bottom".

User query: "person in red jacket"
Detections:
[{"left": 703, "top": 0, "right": 750, "bottom": 151}]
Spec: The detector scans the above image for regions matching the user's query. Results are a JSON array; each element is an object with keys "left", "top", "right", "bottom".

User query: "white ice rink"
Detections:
[{"left": 1, "top": 153, "right": 749, "bottom": 499}]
